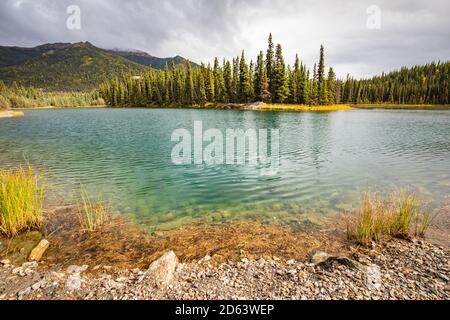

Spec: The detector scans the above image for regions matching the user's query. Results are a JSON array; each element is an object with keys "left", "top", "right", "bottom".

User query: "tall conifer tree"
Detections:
[
  {"left": 238, "top": 51, "right": 252, "bottom": 103},
  {"left": 273, "top": 44, "right": 289, "bottom": 103},
  {"left": 266, "top": 33, "right": 275, "bottom": 98}
]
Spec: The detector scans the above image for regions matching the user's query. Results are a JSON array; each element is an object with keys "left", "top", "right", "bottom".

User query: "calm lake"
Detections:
[{"left": 1, "top": 108, "right": 449, "bottom": 230}]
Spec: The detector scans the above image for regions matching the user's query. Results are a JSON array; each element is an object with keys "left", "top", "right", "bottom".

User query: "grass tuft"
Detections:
[
  {"left": 388, "top": 192, "right": 418, "bottom": 238},
  {"left": 347, "top": 191, "right": 433, "bottom": 245},
  {"left": 77, "top": 190, "right": 106, "bottom": 233},
  {"left": 0, "top": 165, "right": 44, "bottom": 238}
]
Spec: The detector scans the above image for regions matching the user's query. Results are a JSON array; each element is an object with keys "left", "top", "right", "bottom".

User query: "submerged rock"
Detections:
[
  {"left": 29, "top": 239, "right": 49, "bottom": 262},
  {"left": 147, "top": 251, "right": 178, "bottom": 288}
]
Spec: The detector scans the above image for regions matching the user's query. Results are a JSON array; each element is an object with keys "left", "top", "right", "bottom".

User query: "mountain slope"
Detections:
[
  {"left": 0, "top": 42, "right": 146, "bottom": 91},
  {"left": 0, "top": 43, "right": 79, "bottom": 67},
  {"left": 108, "top": 50, "right": 197, "bottom": 69},
  {"left": 0, "top": 46, "right": 43, "bottom": 67}
]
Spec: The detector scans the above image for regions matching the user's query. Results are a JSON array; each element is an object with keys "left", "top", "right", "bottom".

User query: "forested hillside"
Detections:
[
  {"left": 0, "top": 80, "right": 104, "bottom": 109},
  {"left": 0, "top": 42, "right": 146, "bottom": 91},
  {"left": 341, "top": 62, "right": 449, "bottom": 105}
]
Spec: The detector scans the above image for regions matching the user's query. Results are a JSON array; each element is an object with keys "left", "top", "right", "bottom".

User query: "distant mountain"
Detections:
[
  {"left": 0, "top": 42, "right": 146, "bottom": 91},
  {"left": 0, "top": 43, "right": 88, "bottom": 67},
  {"left": 108, "top": 49, "right": 197, "bottom": 69}
]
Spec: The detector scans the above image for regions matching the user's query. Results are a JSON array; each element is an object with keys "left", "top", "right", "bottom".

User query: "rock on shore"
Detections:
[{"left": 0, "top": 239, "right": 448, "bottom": 300}]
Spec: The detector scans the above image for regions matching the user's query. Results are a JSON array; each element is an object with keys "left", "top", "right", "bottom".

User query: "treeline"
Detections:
[
  {"left": 0, "top": 81, "right": 105, "bottom": 109},
  {"left": 100, "top": 34, "right": 340, "bottom": 107},
  {"left": 341, "top": 62, "right": 449, "bottom": 105}
]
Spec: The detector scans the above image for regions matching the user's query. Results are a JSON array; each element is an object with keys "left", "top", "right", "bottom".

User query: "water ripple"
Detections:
[{"left": 1, "top": 108, "right": 449, "bottom": 226}]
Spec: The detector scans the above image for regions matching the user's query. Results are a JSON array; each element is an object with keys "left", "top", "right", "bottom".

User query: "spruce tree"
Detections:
[
  {"left": 317, "top": 45, "right": 329, "bottom": 105},
  {"left": 260, "top": 70, "right": 271, "bottom": 103},
  {"left": 197, "top": 72, "right": 207, "bottom": 105},
  {"left": 288, "top": 66, "right": 296, "bottom": 103},
  {"left": 310, "top": 64, "right": 318, "bottom": 105},
  {"left": 266, "top": 33, "right": 275, "bottom": 98},
  {"left": 232, "top": 57, "right": 239, "bottom": 103},
  {"left": 172, "top": 63, "right": 182, "bottom": 104},
  {"left": 184, "top": 62, "right": 194, "bottom": 105},
  {"left": 273, "top": 44, "right": 289, "bottom": 103},
  {"left": 238, "top": 51, "right": 252, "bottom": 103},
  {"left": 326, "top": 67, "right": 336, "bottom": 104},
  {"left": 202, "top": 63, "right": 215, "bottom": 102},
  {"left": 254, "top": 51, "right": 265, "bottom": 101},
  {"left": 249, "top": 60, "right": 255, "bottom": 100},
  {"left": 302, "top": 70, "right": 310, "bottom": 105},
  {"left": 293, "top": 55, "right": 301, "bottom": 103},
  {"left": 213, "top": 58, "right": 226, "bottom": 103},
  {"left": 223, "top": 60, "right": 232, "bottom": 103}
]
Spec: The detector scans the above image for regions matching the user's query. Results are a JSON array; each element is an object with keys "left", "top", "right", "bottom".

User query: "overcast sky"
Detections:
[{"left": 0, "top": 0, "right": 449, "bottom": 78}]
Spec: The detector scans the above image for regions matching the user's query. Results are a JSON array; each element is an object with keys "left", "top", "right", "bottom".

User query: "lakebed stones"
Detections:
[
  {"left": 0, "top": 239, "right": 449, "bottom": 300},
  {"left": 28, "top": 239, "right": 49, "bottom": 262},
  {"left": 147, "top": 251, "right": 178, "bottom": 288}
]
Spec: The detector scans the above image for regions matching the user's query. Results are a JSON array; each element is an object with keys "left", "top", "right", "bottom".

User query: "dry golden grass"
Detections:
[
  {"left": 77, "top": 190, "right": 107, "bottom": 233},
  {"left": 347, "top": 191, "right": 432, "bottom": 245},
  {"left": 0, "top": 165, "right": 44, "bottom": 238},
  {"left": 260, "top": 104, "right": 352, "bottom": 112}
]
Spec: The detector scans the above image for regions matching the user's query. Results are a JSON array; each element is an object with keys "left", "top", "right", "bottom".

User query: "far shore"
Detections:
[
  {"left": 10, "top": 105, "right": 107, "bottom": 110},
  {"left": 7, "top": 103, "right": 450, "bottom": 113},
  {"left": 352, "top": 104, "right": 450, "bottom": 110}
]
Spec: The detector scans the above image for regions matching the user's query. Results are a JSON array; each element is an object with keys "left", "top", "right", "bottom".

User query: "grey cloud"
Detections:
[{"left": 0, "top": 0, "right": 448, "bottom": 78}]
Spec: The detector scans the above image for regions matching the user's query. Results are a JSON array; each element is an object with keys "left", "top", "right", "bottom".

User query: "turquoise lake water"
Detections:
[{"left": 0, "top": 108, "right": 449, "bottom": 230}]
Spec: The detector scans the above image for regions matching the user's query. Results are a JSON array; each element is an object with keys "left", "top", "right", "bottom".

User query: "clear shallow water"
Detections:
[{"left": 0, "top": 108, "right": 449, "bottom": 230}]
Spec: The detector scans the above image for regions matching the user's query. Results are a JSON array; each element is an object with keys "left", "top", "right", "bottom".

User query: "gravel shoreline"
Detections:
[{"left": 1, "top": 239, "right": 448, "bottom": 300}]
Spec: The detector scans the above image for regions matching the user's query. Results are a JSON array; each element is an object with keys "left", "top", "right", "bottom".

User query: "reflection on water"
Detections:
[{"left": 0, "top": 108, "right": 449, "bottom": 230}]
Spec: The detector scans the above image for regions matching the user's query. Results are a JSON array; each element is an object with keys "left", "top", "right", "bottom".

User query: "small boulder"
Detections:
[
  {"left": 28, "top": 239, "right": 49, "bottom": 262},
  {"left": 311, "top": 251, "right": 331, "bottom": 265},
  {"left": 147, "top": 251, "right": 178, "bottom": 288},
  {"left": 311, "top": 251, "right": 364, "bottom": 271}
]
